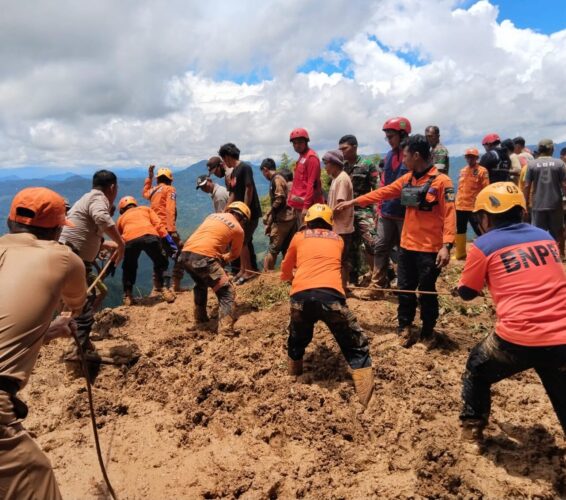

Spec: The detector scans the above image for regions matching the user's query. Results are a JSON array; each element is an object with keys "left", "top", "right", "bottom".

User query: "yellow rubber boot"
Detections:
[{"left": 454, "top": 234, "right": 467, "bottom": 260}]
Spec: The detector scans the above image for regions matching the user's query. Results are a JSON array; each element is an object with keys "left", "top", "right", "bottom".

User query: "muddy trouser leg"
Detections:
[
  {"left": 339, "top": 233, "right": 353, "bottom": 289},
  {"left": 170, "top": 232, "right": 184, "bottom": 285},
  {"left": 181, "top": 253, "right": 209, "bottom": 312},
  {"left": 0, "top": 424, "right": 62, "bottom": 500},
  {"left": 288, "top": 299, "right": 316, "bottom": 361},
  {"left": 279, "top": 219, "right": 298, "bottom": 258},
  {"left": 122, "top": 238, "right": 143, "bottom": 294},
  {"left": 321, "top": 300, "right": 371, "bottom": 369},
  {"left": 351, "top": 208, "right": 378, "bottom": 283},
  {"left": 396, "top": 248, "right": 419, "bottom": 329},
  {"left": 534, "top": 344, "right": 566, "bottom": 434},
  {"left": 415, "top": 251, "right": 442, "bottom": 337},
  {"left": 461, "top": 333, "right": 530, "bottom": 426},
  {"left": 75, "top": 262, "right": 96, "bottom": 350},
  {"left": 372, "top": 217, "right": 401, "bottom": 287},
  {"left": 214, "top": 283, "right": 235, "bottom": 320},
  {"left": 143, "top": 235, "right": 169, "bottom": 289}
]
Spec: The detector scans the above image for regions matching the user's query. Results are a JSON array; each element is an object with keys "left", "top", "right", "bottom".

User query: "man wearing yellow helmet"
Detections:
[
  {"left": 180, "top": 202, "right": 249, "bottom": 335},
  {"left": 455, "top": 182, "right": 566, "bottom": 446},
  {"left": 280, "top": 204, "right": 374, "bottom": 408},
  {"left": 142, "top": 165, "right": 185, "bottom": 293}
]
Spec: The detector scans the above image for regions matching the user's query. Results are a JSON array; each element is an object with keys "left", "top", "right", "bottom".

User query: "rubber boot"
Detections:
[
  {"left": 217, "top": 315, "right": 236, "bottom": 336},
  {"left": 454, "top": 234, "right": 467, "bottom": 260},
  {"left": 150, "top": 274, "right": 163, "bottom": 297},
  {"left": 123, "top": 290, "right": 135, "bottom": 306},
  {"left": 399, "top": 325, "right": 419, "bottom": 348},
  {"left": 461, "top": 419, "right": 485, "bottom": 453},
  {"left": 161, "top": 288, "right": 176, "bottom": 303},
  {"left": 352, "top": 366, "right": 374, "bottom": 407},
  {"left": 288, "top": 357, "right": 303, "bottom": 376},
  {"left": 194, "top": 305, "right": 209, "bottom": 324}
]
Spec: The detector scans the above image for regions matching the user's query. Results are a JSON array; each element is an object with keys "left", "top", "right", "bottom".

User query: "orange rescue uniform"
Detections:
[
  {"left": 142, "top": 178, "right": 177, "bottom": 232},
  {"left": 355, "top": 166, "right": 456, "bottom": 252},
  {"left": 116, "top": 206, "right": 168, "bottom": 243},
  {"left": 281, "top": 228, "right": 345, "bottom": 296},
  {"left": 455, "top": 165, "right": 489, "bottom": 211},
  {"left": 183, "top": 212, "right": 244, "bottom": 262}
]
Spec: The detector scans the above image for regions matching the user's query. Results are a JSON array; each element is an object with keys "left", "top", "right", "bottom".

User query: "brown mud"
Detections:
[{"left": 22, "top": 267, "right": 565, "bottom": 499}]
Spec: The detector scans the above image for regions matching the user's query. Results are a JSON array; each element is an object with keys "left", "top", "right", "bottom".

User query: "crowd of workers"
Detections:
[{"left": 1, "top": 117, "right": 565, "bottom": 498}]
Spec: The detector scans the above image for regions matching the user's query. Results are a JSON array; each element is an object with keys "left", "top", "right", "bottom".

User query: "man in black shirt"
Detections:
[{"left": 219, "top": 143, "right": 262, "bottom": 283}]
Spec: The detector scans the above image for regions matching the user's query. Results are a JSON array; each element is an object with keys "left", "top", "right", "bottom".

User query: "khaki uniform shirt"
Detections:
[{"left": 0, "top": 234, "right": 86, "bottom": 424}]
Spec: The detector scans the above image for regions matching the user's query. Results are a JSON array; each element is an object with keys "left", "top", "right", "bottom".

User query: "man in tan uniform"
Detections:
[{"left": 0, "top": 187, "right": 87, "bottom": 500}]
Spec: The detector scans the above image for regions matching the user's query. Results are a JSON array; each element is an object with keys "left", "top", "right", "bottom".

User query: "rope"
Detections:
[
  {"left": 62, "top": 251, "right": 118, "bottom": 499},
  {"left": 238, "top": 269, "right": 453, "bottom": 295}
]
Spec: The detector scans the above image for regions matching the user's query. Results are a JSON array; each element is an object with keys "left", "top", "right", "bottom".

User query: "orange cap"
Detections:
[
  {"left": 465, "top": 147, "right": 479, "bottom": 157},
  {"left": 9, "top": 187, "right": 73, "bottom": 228}
]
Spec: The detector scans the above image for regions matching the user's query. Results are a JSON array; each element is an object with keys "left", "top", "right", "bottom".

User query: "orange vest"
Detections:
[
  {"left": 117, "top": 206, "right": 167, "bottom": 242},
  {"left": 142, "top": 178, "right": 177, "bottom": 232},
  {"left": 281, "top": 229, "right": 344, "bottom": 296},
  {"left": 183, "top": 213, "right": 244, "bottom": 262}
]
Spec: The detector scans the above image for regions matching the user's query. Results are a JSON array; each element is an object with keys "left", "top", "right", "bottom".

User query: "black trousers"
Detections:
[
  {"left": 122, "top": 235, "right": 168, "bottom": 294},
  {"left": 288, "top": 292, "right": 371, "bottom": 369},
  {"left": 243, "top": 217, "right": 259, "bottom": 271},
  {"left": 397, "top": 248, "right": 441, "bottom": 335},
  {"left": 456, "top": 210, "right": 481, "bottom": 236},
  {"left": 75, "top": 262, "right": 96, "bottom": 350},
  {"left": 461, "top": 333, "right": 566, "bottom": 434}
]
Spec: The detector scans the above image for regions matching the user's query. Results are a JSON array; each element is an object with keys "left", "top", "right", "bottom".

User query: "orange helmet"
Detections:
[
  {"left": 382, "top": 117, "right": 411, "bottom": 134},
  {"left": 118, "top": 196, "right": 138, "bottom": 212},
  {"left": 290, "top": 128, "right": 310, "bottom": 142},
  {"left": 464, "top": 147, "right": 479, "bottom": 157}
]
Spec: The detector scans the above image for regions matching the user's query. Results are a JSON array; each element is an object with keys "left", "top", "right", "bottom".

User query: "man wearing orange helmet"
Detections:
[
  {"left": 1, "top": 188, "right": 87, "bottom": 499},
  {"left": 142, "top": 165, "right": 185, "bottom": 292},
  {"left": 287, "top": 128, "right": 323, "bottom": 226},
  {"left": 454, "top": 148, "right": 489, "bottom": 259},
  {"left": 371, "top": 117, "right": 411, "bottom": 289},
  {"left": 180, "top": 202, "right": 249, "bottom": 335},
  {"left": 455, "top": 183, "right": 566, "bottom": 446},
  {"left": 280, "top": 204, "right": 374, "bottom": 408},
  {"left": 116, "top": 196, "right": 177, "bottom": 305}
]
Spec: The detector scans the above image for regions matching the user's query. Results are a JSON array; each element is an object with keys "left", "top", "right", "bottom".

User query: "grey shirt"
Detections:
[
  {"left": 525, "top": 156, "right": 566, "bottom": 210},
  {"left": 211, "top": 183, "right": 229, "bottom": 213},
  {"left": 59, "top": 189, "right": 115, "bottom": 262}
]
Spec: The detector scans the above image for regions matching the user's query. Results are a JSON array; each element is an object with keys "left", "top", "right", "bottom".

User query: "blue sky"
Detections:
[{"left": 463, "top": 0, "right": 566, "bottom": 33}]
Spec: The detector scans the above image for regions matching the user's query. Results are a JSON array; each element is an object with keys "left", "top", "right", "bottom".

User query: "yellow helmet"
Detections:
[
  {"left": 473, "top": 182, "right": 526, "bottom": 214},
  {"left": 118, "top": 195, "right": 138, "bottom": 211},
  {"left": 304, "top": 203, "right": 333, "bottom": 226},
  {"left": 227, "top": 201, "right": 251, "bottom": 221},
  {"left": 157, "top": 167, "right": 173, "bottom": 181}
]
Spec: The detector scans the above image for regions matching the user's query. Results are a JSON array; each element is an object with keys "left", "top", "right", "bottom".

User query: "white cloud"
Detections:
[{"left": 0, "top": 0, "right": 565, "bottom": 170}]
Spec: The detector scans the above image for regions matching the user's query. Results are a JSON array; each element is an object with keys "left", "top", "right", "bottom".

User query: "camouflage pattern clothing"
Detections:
[
  {"left": 431, "top": 143, "right": 450, "bottom": 175},
  {"left": 344, "top": 156, "right": 379, "bottom": 282}
]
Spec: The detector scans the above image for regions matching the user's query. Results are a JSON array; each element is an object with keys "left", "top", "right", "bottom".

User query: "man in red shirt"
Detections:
[
  {"left": 280, "top": 204, "right": 374, "bottom": 407},
  {"left": 287, "top": 128, "right": 323, "bottom": 227},
  {"left": 456, "top": 183, "right": 566, "bottom": 445}
]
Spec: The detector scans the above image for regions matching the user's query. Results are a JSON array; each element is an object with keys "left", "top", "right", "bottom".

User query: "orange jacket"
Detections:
[
  {"left": 142, "top": 178, "right": 177, "bottom": 232},
  {"left": 280, "top": 228, "right": 344, "bottom": 296},
  {"left": 117, "top": 206, "right": 167, "bottom": 243},
  {"left": 183, "top": 213, "right": 244, "bottom": 262},
  {"left": 356, "top": 167, "right": 456, "bottom": 252},
  {"left": 455, "top": 165, "right": 489, "bottom": 211}
]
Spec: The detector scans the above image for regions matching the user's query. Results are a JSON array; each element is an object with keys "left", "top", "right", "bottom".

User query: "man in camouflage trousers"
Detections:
[{"left": 338, "top": 135, "right": 379, "bottom": 284}]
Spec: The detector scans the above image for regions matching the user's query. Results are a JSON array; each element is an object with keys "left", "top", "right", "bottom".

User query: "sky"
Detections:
[{"left": 0, "top": 0, "right": 565, "bottom": 171}]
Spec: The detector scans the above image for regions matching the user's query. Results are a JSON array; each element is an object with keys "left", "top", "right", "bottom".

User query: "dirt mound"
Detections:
[{"left": 22, "top": 269, "right": 565, "bottom": 499}]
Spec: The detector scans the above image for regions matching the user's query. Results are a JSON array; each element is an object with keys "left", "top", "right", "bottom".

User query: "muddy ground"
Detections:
[{"left": 22, "top": 266, "right": 565, "bottom": 499}]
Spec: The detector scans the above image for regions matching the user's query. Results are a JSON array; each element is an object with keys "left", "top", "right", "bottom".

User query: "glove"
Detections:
[{"left": 163, "top": 235, "right": 179, "bottom": 258}]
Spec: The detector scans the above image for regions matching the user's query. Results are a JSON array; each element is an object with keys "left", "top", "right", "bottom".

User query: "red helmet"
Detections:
[
  {"left": 382, "top": 117, "right": 411, "bottom": 134},
  {"left": 289, "top": 128, "right": 310, "bottom": 142},
  {"left": 482, "top": 133, "right": 500, "bottom": 145}
]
